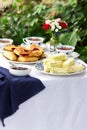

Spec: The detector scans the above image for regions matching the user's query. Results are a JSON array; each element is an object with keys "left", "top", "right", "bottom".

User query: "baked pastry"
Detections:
[
  {"left": 29, "top": 44, "right": 44, "bottom": 55},
  {"left": 13, "top": 46, "right": 30, "bottom": 56},
  {"left": 29, "top": 44, "right": 44, "bottom": 51},
  {"left": 31, "top": 49, "right": 43, "bottom": 57},
  {"left": 17, "top": 56, "right": 39, "bottom": 62},
  {"left": 3, "top": 44, "right": 16, "bottom": 51},
  {"left": 40, "top": 52, "right": 46, "bottom": 59},
  {"left": 3, "top": 51, "right": 17, "bottom": 61}
]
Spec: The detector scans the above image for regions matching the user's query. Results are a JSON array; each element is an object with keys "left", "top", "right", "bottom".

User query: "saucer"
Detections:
[
  {"left": 21, "top": 43, "right": 46, "bottom": 49},
  {"left": 70, "top": 52, "right": 80, "bottom": 58}
]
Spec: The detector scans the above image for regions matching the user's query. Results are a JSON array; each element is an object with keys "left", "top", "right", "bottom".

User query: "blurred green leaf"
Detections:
[{"left": 60, "top": 31, "right": 79, "bottom": 47}]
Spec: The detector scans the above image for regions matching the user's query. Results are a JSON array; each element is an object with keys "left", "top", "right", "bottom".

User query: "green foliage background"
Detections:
[{"left": 0, "top": 0, "right": 87, "bottom": 62}]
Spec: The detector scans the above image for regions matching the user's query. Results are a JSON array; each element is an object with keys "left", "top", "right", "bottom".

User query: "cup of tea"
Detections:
[
  {"left": 0, "top": 38, "right": 13, "bottom": 51},
  {"left": 56, "top": 45, "right": 75, "bottom": 55},
  {"left": 23, "top": 36, "right": 44, "bottom": 45}
]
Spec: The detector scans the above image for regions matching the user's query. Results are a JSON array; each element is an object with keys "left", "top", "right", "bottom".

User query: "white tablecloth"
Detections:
[{"left": 0, "top": 54, "right": 87, "bottom": 130}]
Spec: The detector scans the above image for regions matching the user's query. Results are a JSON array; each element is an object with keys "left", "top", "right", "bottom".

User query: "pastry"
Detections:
[
  {"left": 13, "top": 46, "right": 30, "bottom": 56},
  {"left": 17, "top": 56, "right": 39, "bottom": 62},
  {"left": 3, "top": 44, "right": 16, "bottom": 51},
  {"left": 40, "top": 53, "right": 46, "bottom": 59},
  {"left": 31, "top": 49, "right": 43, "bottom": 57},
  {"left": 3, "top": 51, "right": 17, "bottom": 61},
  {"left": 29, "top": 44, "right": 44, "bottom": 52}
]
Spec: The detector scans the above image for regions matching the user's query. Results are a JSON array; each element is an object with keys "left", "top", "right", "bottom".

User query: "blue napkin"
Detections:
[{"left": 0, "top": 67, "right": 45, "bottom": 126}]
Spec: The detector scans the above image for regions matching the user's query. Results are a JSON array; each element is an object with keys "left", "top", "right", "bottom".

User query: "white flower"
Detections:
[
  {"left": 51, "top": 22, "right": 55, "bottom": 26},
  {"left": 45, "top": 20, "right": 51, "bottom": 24},
  {"left": 58, "top": 26, "right": 62, "bottom": 29},
  {"left": 55, "top": 28, "right": 59, "bottom": 32},
  {"left": 51, "top": 25, "right": 55, "bottom": 31}
]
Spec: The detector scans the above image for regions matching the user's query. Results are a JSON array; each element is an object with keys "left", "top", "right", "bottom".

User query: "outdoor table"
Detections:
[{"left": 0, "top": 53, "right": 87, "bottom": 130}]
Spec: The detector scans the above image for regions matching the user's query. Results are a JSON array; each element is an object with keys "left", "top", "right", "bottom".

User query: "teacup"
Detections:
[
  {"left": 56, "top": 45, "right": 75, "bottom": 56},
  {"left": 0, "top": 38, "right": 13, "bottom": 44},
  {"left": 23, "top": 36, "right": 44, "bottom": 45},
  {"left": 0, "top": 38, "right": 13, "bottom": 50}
]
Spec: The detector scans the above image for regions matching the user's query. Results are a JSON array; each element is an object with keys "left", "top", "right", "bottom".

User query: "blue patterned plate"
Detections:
[{"left": 35, "top": 61, "right": 86, "bottom": 76}]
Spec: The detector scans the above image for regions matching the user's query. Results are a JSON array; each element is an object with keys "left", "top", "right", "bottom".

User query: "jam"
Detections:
[
  {"left": 11, "top": 67, "right": 28, "bottom": 70},
  {"left": 32, "top": 48, "right": 39, "bottom": 51}
]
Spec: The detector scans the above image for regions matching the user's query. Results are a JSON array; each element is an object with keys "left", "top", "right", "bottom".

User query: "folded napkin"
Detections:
[{"left": 0, "top": 67, "right": 45, "bottom": 126}]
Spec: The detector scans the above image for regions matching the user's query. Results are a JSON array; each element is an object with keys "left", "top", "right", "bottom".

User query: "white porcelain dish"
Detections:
[
  {"left": 35, "top": 61, "right": 86, "bottom": 76},
  {"left": 56, "top": 45, "right": 75, "bottom": 55},
  {"left": 21, "top": 43, "right": 46, "bottom": 50},
  {"left": 9, "top": 64, "right": 31, "bottom": 76},
  {"left": 0, "top": 38, "right": 13, "bottom": 44},
  {"left": 23, "top": 36, "right": 44, "bottom": 45},
  {"left": 0, "top": 38, "right": 13, "bottom": 51},
  {"left": 69, "top": 52, "right": 80, "bottom": 58},
  {"left": 3, "top": 56, "right": 41, "bottom": 64}
]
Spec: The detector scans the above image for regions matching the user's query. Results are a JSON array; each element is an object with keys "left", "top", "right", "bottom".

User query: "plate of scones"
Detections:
[
  {"left": 35, "top": 53, "right": 86, "bottom": 75},
  {"left": 2, "top": 44, "right": 46, "bottom": 64}
]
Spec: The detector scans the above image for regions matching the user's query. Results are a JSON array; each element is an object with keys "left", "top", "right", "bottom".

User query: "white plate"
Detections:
[
  {"left": 9, "top": 60, "right": 38, "bottom": 64},
  {"left": 3, "top": 56, "right": 40, "bottom": 64},
  {"left": 46, "top": 51, "right": 80, "bottom": 59},
  {"left": 69, "top": 52, "right": 80, "bottom": 58},
  {"left": 35, "top": 61, "right": 86, "bottom": 76}
]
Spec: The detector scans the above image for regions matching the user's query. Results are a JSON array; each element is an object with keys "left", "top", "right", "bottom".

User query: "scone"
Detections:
[
  {"left": 13, "top": 46, "right": 30, "bottom": 56},
  {"left": 3, "top": 51, "right": 17, "bottom": 61},
  {"left": 29, "top": 44, "right": 44, "bottom": 52},
  {"left": 40, "top": 52, "right": 46, "bottom": 59},
  {"left": 17, "top": 56, "right": 39, "bottom": 62},
  {"left": 3, "top": 44, "right": 16, "bottom": 51},
  {"left": 31, "top": 49, "right": 43, "bottom": 57}
]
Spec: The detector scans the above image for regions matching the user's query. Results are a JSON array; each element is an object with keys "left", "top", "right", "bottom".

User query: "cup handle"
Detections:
[{"left": 23, "top": 38, "right": 27, "bottom": 43}]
